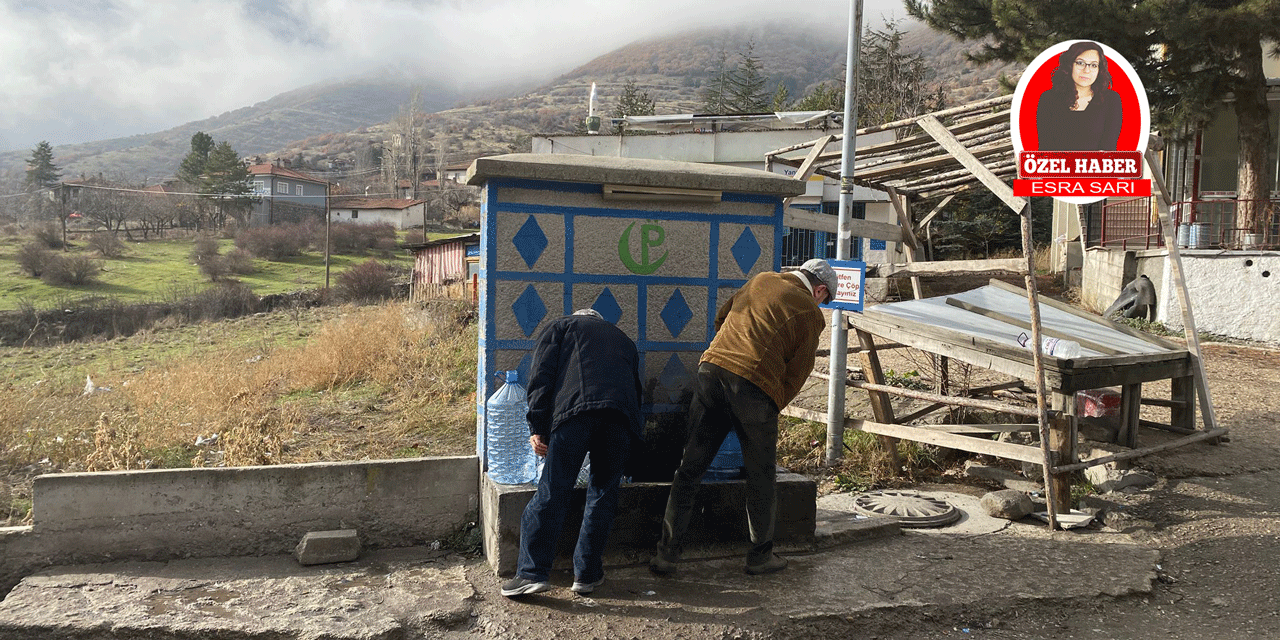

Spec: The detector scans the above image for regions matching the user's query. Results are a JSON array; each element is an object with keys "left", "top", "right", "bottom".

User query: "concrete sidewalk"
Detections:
[{"left": 0, "top": 490, "right": 1160, "bottom": 640}]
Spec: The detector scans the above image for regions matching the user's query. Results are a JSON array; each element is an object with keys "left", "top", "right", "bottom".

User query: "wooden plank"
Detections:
[
  {"left": 886, "top": 187, "right": 924, "bottom": 300},
  {"left": 945, "top": 297, "right": 1123, "bottom": 356},
  {"left": 913, "top": 423, "right": 1038, "bottom": 434},
  {"left": 966, "top": 380, "right": 1028, "bottom": 396},
  {"left": 1119, "top": 383, "right": 1141, "bottom": 448},
  {"left": 866, "top": 258, "right": 1027, "bottom": 278},
  {"left": 1057, "top": 356, "right": 1193, "bottom": 392},
  {"left": 895, "top": 402, "right": 947, "bottom": 424},
  {"left": 855, "top": 330, "right": 902, "bottom": 471},
  {"left": 1140, "top": 397, "right": 1188, "bottom": 409},
  {"left": 1146, "top": 149, "right": 1219, "bottom": 433},
  {"left": 986, "top": 278, "right": 1182, "bottom": 351},
  {"left": 1052, "top": 428, "right": 1230, "bottom": 474},
  {"left": 1139, "top": 418, "right": 1197, "bottom": 435},
  {"left": 780, "top": 406, "right": 1048, "bottom": 465},
  {"left": 914, "top": 194, "right": 955, "bottom": 233},
  {"left": 1170, "top": 375, "right": 1196, "bottom": 433},
  {"left": 916, "top": 115, "right": 1026, "bottom": 213},
  {"left": 783, "top": 208, "right": 908, "bottom": 243},
  {"left": 794, "top": 134, "right": 835, "bottom": 180},
  {"left": 846, "top": 379, "right": 1046, "bottom": 419},
  {"left": 853, "top": 141, "right": 1013, "bottom": 183}
]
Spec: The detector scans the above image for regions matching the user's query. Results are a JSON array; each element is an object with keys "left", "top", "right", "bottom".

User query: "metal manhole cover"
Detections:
[{"left": 852, "top": 490, "right": 962, "bottom": 528}]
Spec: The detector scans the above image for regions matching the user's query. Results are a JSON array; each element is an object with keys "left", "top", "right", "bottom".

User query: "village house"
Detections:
[
  {"left": 246, "top": 163, "right": 330, "bottom": 226},
  {"left": 329, "top": 196, "right": 428, "bottom": 230}
]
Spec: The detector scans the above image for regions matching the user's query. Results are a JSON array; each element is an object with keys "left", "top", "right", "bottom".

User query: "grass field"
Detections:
[{"left": 0, "top": 228, "right": 470, "bottom": 311}]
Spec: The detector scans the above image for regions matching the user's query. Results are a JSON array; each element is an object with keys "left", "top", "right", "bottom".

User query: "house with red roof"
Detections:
[
  {"left": 246, "top": 162, "right": 330, "bottom": 226},
  {"left": 329, "top": 197, "right": 429, "bottom": 230}
]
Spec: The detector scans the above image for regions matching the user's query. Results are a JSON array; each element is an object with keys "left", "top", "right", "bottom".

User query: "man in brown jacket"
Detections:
[{"left": 652, "top": 259, "right": 835, "bottom": 576}]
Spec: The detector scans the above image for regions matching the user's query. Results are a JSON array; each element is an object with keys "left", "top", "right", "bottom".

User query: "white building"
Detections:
[
  {"left": 534, "top": 112, "right": 901, "bottom": 266},
  {"left": 329, "top": 197, "right": 428, "bottom": 230}
]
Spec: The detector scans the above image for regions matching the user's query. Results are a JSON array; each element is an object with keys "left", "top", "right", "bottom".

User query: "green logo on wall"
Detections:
[{"left": 618, "top": 221, "right": 668, "bottom": 275}]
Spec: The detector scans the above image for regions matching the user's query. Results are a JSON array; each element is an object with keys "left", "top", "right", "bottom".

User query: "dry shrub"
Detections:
[
  {"left": 86, "top": 232, "right": 126, "bottom": 258},
  {"left": 335, "top": 259, "right": 393, "bottom": 303},
  {"left": 41, "top": 253, "right": 101, "bottom": 285},
  {"left": 236, "top": 224, "right": 308, "bottom": 260},
  {"left": 16, "top": 242, "right": 52, "bottom": 277},
  {"left": 33, "top": 224, "right": 65, "bottom": 249},
  {"left": 1, "top": 302, "right": 476, "bottom": 476},
  {"left": 224, "top": 248, "right": 257, "bottom": 275}
]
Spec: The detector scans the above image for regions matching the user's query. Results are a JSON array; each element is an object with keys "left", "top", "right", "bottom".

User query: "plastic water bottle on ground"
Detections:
[
  {"left": 485, "top": 370, "right": 537, "bottom": 484},
  {"left": 1016, "top": 332, "right": 1082, "bottom": 359}
]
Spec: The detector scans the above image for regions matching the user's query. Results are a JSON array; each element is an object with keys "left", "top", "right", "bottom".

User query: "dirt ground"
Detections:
[{"left": 462, "top": 340, "right": 1280, "bottom": 640}]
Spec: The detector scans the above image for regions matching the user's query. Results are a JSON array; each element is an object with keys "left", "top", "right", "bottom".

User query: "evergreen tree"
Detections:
[
  {"left": 700, "top": 49, "right": 731, "bottom": 115},
  {"left": 612, "top": 79, "right": 656, "bottom": 134},
  {"left": 177, "top": 132, "right": 215, "bottom": 185},
  {"left": 770, "top": 82, "right": 790, "bottom": 112},
  {"left": 25, "top": 141, "right": 61, "bottom": 191},
  {"left": 792, "top": 82, "right": 844, "bottom": 112},
  {"left": 200, "top": 141, "right": 253, "bottom": 227},
  {"left": 726, "top": 40, "right": 770, "bottom": 113},
  {"left": 906, "top": 0, "right": 1280, "bottom": 232}
]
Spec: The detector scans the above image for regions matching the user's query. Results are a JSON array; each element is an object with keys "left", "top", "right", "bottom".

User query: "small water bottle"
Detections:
[
  {"left": 484, "top": 370, "right": 538, "bottom": 484},
  {"left": 705, "top": 431, "right": 745, "bottom": 481},
  {"left": 1017, "top": 332, "right": 1082, "bottom": 359},
  {"left": 576, "top": 455, "right": 591, "bottom": 488}
]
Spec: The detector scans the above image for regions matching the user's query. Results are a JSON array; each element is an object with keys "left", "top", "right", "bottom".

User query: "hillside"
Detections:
[
  {"left": 0, "top": 20, "right": 1022, "bottom": 185},
  {"left": 0, "top": 74, "right": 466, "bottom": 184}
]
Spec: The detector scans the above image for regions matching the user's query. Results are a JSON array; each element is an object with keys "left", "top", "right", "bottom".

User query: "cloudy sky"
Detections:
[{"left": 0, "top": 0, "right": 903, "bottom": 153}]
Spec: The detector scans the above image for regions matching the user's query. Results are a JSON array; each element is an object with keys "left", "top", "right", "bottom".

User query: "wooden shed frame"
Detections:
[{"left": 764, "top": 96, "right": 1225, "bottom": 529}]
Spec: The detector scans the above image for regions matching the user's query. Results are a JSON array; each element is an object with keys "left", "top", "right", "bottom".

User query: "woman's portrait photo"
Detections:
[
  {"left": 1012, "top": 40, "right": 1148, "bottom": 156},
  {"left": 1035, "top": 41, "right": 1122, "bottom": 151}
]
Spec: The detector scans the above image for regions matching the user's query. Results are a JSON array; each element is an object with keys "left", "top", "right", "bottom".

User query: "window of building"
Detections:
[
  {"left": 351, "top": 211, "right": 359, "bottom": 219},
  {"left": 276, "top": 181, "right": 289, "bottom": 194},
  {"left": 253, "top": 181, "right": 265, "bottom": 195},
  {"left": 296, "top": 184, "right": 303, "bottom": 196}
]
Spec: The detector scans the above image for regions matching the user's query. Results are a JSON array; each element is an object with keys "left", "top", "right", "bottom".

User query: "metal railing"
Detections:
[{"left": 1088, "top": 197, "right": 1280, "bottom": 250}]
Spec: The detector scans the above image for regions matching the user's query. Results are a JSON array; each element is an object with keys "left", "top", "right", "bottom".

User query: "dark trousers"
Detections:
[
  {"left": 658, "top": 362, "right": 780, "bottom": 564},
  {"left": 516, "top": 409, "right": 631, "bottom": 583}
]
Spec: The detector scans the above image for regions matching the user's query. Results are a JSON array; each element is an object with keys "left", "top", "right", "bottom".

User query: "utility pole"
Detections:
[
  {"left": 826, "top": 0, "right": 863, "bottom": 466},
  {"left": 324, "top": 181, "right": 331, "bottom": 292}
]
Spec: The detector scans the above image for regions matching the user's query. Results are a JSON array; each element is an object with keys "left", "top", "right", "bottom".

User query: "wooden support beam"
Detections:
[
  {"left": 1145, "top": 149, "right": 1220, "bottom": 434},
  {"left": 1119, "top": 383, "right": 1141, "bottom": 448},
  {"left": 855, "top": 330, "right": 902, "bottom": 473},
  {"left": 916, "top": 114, "right": 1026, "bottom": 212},
  {"left": 1052, "top": 428, "right": 1229, "bottom": 474},
  {"left": 915, "top": 194, "right": 955, "bottom": 233},
  {"left": 838, "top": 378, "right": 1048, "bottom": 419},
  {"left": 866, "top": 258, "right": 1027, "bottom": 278},
  {"left": 794, "top": 134, "right": 835, "bottom": 181},
  {"left": 783, "top": 207, "right": 908, "bottom": 243},
  {"left": 781, "top": 406, "right": 1048, "bottom": 465},
  {"left": 886, "top": 187, "right": 923, "bottom": 299}
]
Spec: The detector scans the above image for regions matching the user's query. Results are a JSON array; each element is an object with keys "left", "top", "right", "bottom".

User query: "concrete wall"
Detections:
[
  {"left": 1082, "top": 247, "right": 1280, "bottom": 343},
  {"left": 0, "top": 456, "right": 477, "bottom": 594},
  {"left": 1157, "top": 251, "right": 1280, "bottom": 343}
]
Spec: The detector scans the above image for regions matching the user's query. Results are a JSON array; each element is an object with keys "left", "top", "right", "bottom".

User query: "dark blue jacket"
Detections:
[{"left": 525, "top": 315, "right": 643, "bottom": 437}]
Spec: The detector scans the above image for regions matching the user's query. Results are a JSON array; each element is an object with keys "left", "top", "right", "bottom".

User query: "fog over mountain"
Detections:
[{"left": 0, "top": 0, "right": 902, "bottom": 154}]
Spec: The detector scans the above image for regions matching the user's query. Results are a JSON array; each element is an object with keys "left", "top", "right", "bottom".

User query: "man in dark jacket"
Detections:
[
  {"left": 652, "top": 259, "right": 834, "bottom": 577},
  {"left": 501, "top": 309, "right": 643, "bottom": 598}
]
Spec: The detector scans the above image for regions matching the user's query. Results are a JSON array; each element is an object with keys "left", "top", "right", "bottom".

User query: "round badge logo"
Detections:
[{"left": 1011, "top": 40, "right": 1150, "bottom": 204}]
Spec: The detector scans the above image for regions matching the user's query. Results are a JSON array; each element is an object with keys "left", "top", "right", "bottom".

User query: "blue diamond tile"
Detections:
[
  {"left": 592, "top": 288, "right": 622, "bottom": 324},
  {"left": 512, "top": 285, "right": 547, "bottom": 337},
  {"left": 660, "top": 289, "right": 693, "bottom": 338},
  {"left": 731, "top": 227, "right": 762, "bottom": 275},
  {"left": 659, "top": 354, "right": 688, "bottom": 403},
  {"left": 512, "top": 215, "right": 548, "bottom": 269}
]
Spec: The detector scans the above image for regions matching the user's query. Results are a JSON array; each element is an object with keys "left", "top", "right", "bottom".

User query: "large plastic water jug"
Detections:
[
  {"left": 484, "top": 370, "right": 537, "bottom": 484},
  {"left": 705, "top": 430, "right": 744, "bottom": 481}
]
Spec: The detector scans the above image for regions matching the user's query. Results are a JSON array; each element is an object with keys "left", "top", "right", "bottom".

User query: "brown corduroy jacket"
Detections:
[{"left": 700, "top": 271, "right": 825, "bottom": 410}]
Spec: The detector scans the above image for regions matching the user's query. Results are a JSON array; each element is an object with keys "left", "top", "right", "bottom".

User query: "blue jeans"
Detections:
[{"left": 516, "top": 409, "right": 631, "bottom": 583}]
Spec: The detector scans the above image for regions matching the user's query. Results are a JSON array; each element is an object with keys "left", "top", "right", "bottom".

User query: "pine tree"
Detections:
[
  {"left": 857, "top": 22, "right": 944, "bottom": 135},
  {"left": 770, "top": 82, "right": 790, "bottom": 112},
  {"left": 177, "top": 132, "right": 215, "bottom": 186},
  {"left": 906, "top": 0, "right": 1280, "bottom": 232},
  {"left": 200, "top": 141, "right": 253, "bottom": 227},
  {"left": 612, "top": 79, "right": 656, "bottom": 134},
  {"left": 726, "top": 40, "right": 770, "bottom": 113},
  {"left": 25, "top": 141, "right": 61, "bottom": 191},
  {"left": 700, "top": 49, "right": 732, "bottom": 115}
]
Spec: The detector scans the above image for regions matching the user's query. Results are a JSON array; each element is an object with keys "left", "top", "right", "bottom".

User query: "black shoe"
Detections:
[
  {"left": 745, "top": 553, "right": 788, "bottom": 575},
  {"left": 571, "top": 575, "right": 604, "bottom": 594},
  {"left": 649, "top": 553, "right": 678, "bottom": 576},
  {"left": 500, "top": 576, "right": 552, "bottom": 597}
]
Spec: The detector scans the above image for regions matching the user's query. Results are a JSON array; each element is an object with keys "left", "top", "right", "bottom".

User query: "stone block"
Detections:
[
  {"left": 980, "top": 490, "right": 1034, "bottom": 520},
  {"left": 295, "top": 529, "right": 360, "bottom": 566},
  {"left": 481, "top": 472, "right": 817, "bottom": 576}
]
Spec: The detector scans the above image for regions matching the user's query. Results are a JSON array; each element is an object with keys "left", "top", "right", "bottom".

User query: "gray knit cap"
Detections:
[{"left": 799, "top": 259, "right": 838, "bottom": 300}]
